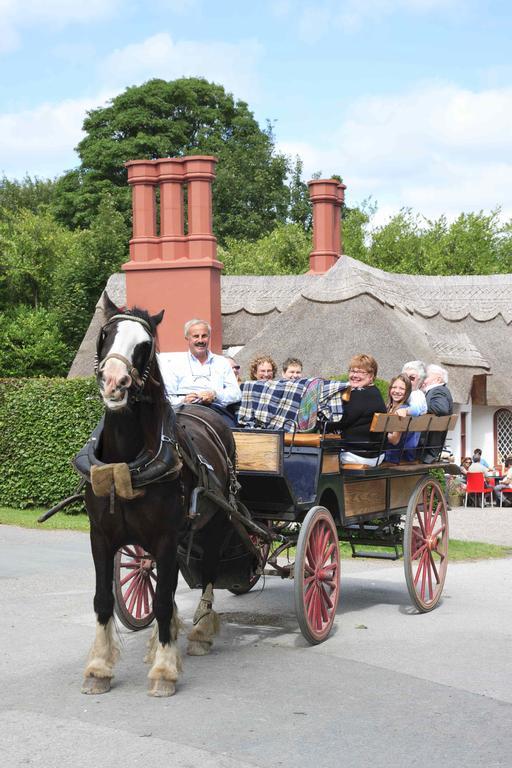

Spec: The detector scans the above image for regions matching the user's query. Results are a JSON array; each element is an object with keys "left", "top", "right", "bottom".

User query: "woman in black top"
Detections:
[{"left": 340, "top": 353, "right": 386, "bottom": 466}]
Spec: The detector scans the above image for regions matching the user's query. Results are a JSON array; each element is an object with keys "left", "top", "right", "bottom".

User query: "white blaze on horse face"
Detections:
[{"left": 101, "top": 320, "right": 150, "bottom": 409}]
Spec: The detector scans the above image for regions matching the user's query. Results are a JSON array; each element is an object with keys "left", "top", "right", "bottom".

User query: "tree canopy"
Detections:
[{"left": 54, "top": 77, "right": 293, "bottom": 243}]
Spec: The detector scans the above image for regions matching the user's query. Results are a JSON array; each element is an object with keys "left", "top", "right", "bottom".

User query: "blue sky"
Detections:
[{"left": 1, "top": 0, "right": 512, "bottom": 224}]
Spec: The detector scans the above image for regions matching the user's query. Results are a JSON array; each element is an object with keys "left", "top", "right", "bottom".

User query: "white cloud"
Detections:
[
  {"left": 296, "top": 0, "right": 465, "bottom": 39},
  {"left": 0, "top": 0, "right": 121, "bottom": 53},
  {"left": 278, "top": 83, "right": 512, "bottom": 223},
  {"left": 102, "top": 32, "right": 263, "bottom": 101},
  {"left": 0, "top": 27, "right": 264, "bottom": 179},
  {"left": 0, "top": 93, "right": 113, "bottom": 178}
]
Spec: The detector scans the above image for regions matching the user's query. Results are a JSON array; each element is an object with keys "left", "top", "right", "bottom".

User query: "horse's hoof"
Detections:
[
  {"left": 187, "top": 640, "right": 211, "bottom": 656},
  {"left": 148, "top": 679, "right": 176, "bottom": 697},
  {"left": 81, "top": 676, "right": 111, "bottom": 695}
]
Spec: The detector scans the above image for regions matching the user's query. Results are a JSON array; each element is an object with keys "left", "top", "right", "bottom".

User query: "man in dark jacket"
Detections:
[{"left": 421, "top": 364, "right": 453, "bottom": 463}]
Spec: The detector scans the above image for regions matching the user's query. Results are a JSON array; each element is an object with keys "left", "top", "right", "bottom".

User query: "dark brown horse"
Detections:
[{"left": 80, "top": 297, "right": 237, "bottom": 696}]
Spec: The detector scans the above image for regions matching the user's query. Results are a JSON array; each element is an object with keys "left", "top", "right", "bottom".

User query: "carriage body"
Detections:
[{"left": 230, "top": 413, "right": 456, "bottom": 642}]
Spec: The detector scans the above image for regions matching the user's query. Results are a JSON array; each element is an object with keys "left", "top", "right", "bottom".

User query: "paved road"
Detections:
[
  {"left": 449, "top": 503, "right": 512, "bottom": 546},
  {"left": 1, "top": 524, "right": 511, "bottom": 768}
]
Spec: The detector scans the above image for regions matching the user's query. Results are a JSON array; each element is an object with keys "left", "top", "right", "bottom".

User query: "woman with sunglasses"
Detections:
[
  {"left": 225, "top": 356, "right": 242, "bottom": 384},
  {"left": 338, "top": 354, "right": 386, "bottom": 466}
]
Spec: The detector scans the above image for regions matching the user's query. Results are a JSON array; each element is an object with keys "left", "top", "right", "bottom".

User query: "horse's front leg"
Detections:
[
  {"left": 147, "top": 548, "right": 182, "bottom": 697},
  {"left": 82, "top": 535, "right": 118, "bottom": 694}
]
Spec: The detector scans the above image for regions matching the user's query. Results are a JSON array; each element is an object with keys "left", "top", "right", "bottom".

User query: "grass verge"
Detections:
[
  {"left": 1, "top": 508, "right": 511, "bottom": 561},
  {"left": 0, "top": 506, "right": 89, "bottom": 532}
]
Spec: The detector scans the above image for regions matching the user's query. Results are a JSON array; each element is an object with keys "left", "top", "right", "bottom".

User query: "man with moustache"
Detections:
[{"left": 159, "top": 318, "right": 241, "bottom": 409}]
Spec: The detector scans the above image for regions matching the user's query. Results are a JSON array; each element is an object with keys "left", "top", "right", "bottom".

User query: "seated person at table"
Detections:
[
  {"left": 445, "top": 456, "right": 472, "bottom": 499},
  {"left": 472, "top": 448, "right": 490, "bottom": 469},
  {"left": 494, "top": 457, "right": 512, "bottom": 506},
  {"left": 338, "top": 354, "right": 386, "bottom": 467},
  {"left": 384, "top": 374, "right": 420, "bottom": 462},
  {"left": 249, "top": 355, "right": 277, "bottom": 381},
  {"left": 281, "top": 357, "right": 303, "bottom": 381},
  {"left": 158, "top": 319, "right": 240, "bottom": 421},
  {"left": 466, "top": 454, "right": 493, "bottom": 492}
]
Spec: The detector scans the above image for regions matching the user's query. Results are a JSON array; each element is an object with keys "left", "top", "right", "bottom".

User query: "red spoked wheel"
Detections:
[
  {"left": 114, "top": 545, "right": 156, "bottom": 630},
  {"left": 403, "top": 477, "right": 449, "bottom": 612},
  {"left": 294, "top": 506, "right": 340, "bottom": 644}
]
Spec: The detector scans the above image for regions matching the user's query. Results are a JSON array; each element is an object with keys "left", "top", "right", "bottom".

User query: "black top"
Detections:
[
  {"left": 421, "top": 384, "right": 454, "bottom": 463},
  {"left": 341, "top": 385, "right": 386, "bottom": 457}
]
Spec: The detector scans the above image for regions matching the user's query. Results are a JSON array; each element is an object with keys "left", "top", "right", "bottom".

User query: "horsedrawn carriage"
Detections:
[
  {"left": 40, "top": 302, "right": 457, "bottom": 695},
  {"left": 114, "top": 411, "right": 457, "bottom": 645}
]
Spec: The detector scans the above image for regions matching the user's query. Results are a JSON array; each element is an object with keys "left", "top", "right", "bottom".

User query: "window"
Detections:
[{"left": 494, "top": 409, "right": 512, "bottom": 464}]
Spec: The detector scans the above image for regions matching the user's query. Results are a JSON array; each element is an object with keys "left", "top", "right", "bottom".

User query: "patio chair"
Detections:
[
  {"left": 498, "top": 486, "right": 512, "bottom": 508},
  {"left": 464, "top": 472, "right": 493, "bottom": 508}
]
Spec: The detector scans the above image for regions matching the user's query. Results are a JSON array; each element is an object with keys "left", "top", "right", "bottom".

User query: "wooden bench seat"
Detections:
[{"left": 370, "top": 413, "right": 458, "bottom": 433}]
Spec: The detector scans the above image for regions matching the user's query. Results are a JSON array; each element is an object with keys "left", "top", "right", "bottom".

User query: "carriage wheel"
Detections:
[
  {"left": 228, "top": 524, "right": 271, "bottom": 595},
  {"left": 294, "top": 506, "right": 340, "bottom": 644},
  {"left": 114, "top": 545, "right": 156, "bottom": 630},
  {"left": 403, "top": 477, "right": 449, "bottom": 612}
]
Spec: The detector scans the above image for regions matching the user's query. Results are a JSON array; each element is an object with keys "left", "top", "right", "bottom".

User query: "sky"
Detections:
[{"left": 1, "top": 0, "right": 512, "bottom": 225}]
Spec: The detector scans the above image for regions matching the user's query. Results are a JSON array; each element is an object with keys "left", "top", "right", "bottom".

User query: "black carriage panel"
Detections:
[{"left": 283, "top": 446, "right": 321, "bottom": 506}]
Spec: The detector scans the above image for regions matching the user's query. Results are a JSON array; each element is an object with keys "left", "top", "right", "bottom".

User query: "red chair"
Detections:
[
  {"left": 499, "top": 486, "right": 512, "bottom": 508},
  {"left": 464, "top": 472, "right": 494, "bottom": 508}
]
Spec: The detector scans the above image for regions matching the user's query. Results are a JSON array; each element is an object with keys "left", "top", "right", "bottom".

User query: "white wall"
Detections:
[
  {"left": 448, "top": 403, "right": 471, "bottom": 464},
  {"left": 471, "top": 405, "right": 497, "bottom": 465}
]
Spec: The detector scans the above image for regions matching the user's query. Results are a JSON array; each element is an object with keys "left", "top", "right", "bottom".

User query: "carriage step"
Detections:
[{"left": 351, "top": 550, "right": 400, "bottom": 560}]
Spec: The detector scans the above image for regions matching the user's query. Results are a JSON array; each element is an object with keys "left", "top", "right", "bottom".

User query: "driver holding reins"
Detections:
[{"left": 159, "top": 318, "right": 241, "bottom": 410}]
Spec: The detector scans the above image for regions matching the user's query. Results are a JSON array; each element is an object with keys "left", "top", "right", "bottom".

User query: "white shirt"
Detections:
[
  {"left": 407, "top": 389, "right": 427, "bottom": 416},
  {"left": 158, "top": 350, "right": 241, "bottom": 406}
]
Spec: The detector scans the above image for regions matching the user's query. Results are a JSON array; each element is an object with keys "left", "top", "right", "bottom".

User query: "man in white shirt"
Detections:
[{"left": 158, "top": 319, "right": 241, "bottom": 408}]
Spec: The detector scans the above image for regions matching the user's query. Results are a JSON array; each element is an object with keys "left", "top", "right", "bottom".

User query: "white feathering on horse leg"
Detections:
[
  {"left": 147, "top": 642, "right": 182, "bottom": 697},
  {"left": 147, "top": 608, "right": 182, "bottom": 696},
  {"left": 82, "top": 618, "right": 119, "bottom": 692},
  {"left": 187, "top": 583, "right": 220, "bottom": 656},
  {"left": 144, "top": 603, "right": 181, "bottom": 664},
  {"left": 144, "top": 624, "right": 159, "bottom": 665}
]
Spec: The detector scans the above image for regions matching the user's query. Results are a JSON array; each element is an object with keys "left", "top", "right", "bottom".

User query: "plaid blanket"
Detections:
[{"left": 237, "top": 378, "right": 348, "bottom": 432}]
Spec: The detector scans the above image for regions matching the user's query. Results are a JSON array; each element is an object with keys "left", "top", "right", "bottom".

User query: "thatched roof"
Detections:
[{"left": 68, "top": 257, "right": 512, "bottom": 407}]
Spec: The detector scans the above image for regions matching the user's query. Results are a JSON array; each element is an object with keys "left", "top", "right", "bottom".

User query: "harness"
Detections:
[
  {"left": 94, "top": 313, "right": 158, "bottom": 395},
  {"left": 73, "top": 403, "right": 183, "bottom": 497}
]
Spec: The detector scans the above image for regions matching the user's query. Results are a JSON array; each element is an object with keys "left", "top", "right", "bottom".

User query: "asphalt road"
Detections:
[{"left": 1, "top": 524, "right": 511, "bottom": 768}]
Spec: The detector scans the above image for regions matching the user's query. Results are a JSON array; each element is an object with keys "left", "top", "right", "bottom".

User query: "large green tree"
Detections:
[{"left": 53, "top": 78, "right": 291, "bottom": 243}]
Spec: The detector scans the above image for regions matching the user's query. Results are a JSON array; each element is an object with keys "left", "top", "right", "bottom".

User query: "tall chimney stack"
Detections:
[
  {"left": 122, "top": 156, "right": 223, "bottom": 352},
  {"left": 308, "top": 178, "right": 346, "bottom": 274}
]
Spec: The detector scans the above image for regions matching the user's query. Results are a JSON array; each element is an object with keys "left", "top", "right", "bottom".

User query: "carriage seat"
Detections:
[{"left": 369, "top": 412, "right": 458, "bottom": 466}]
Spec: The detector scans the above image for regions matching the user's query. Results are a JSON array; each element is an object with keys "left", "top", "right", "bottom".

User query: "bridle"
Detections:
[{"left": 94, "top": 313, "right": 157, "bottom": 393}]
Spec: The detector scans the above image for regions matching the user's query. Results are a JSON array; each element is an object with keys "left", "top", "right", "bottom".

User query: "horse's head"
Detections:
[{"left": 96, "top": 295, "right": 164, "bottom": 411}]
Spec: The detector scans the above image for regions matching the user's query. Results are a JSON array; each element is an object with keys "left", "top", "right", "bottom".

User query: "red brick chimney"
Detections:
[
  {"left": 122, "top": 156, "right": 223, "bottom": 352},
  {"left": 308, "top": 178, "right": 346, "bottom": 274}
]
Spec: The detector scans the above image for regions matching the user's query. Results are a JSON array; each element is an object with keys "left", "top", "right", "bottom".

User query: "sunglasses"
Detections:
[{"left": 232, "top": 365, "right": 240, "bottom": 371}]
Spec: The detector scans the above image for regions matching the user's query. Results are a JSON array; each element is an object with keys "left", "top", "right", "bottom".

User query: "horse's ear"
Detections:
[
  {"left": 103, "top": 292, "right": 121, "bottom": 319},
  {"left": 151, "top": 310, "right": 164, "bottom": 327}
]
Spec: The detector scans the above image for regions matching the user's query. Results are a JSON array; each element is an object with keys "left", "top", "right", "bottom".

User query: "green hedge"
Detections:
[{"left": 0, "top": 377, "right": 103, "bottom": 508}]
